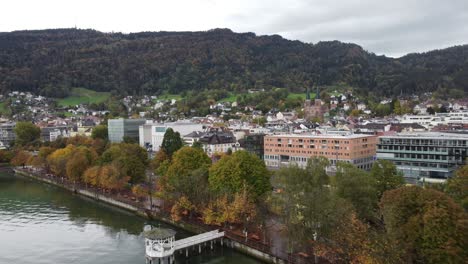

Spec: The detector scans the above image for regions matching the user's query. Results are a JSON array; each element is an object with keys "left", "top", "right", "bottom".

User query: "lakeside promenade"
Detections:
[{"left": 12, "top": 167, "right": 316, "bottom": 264}]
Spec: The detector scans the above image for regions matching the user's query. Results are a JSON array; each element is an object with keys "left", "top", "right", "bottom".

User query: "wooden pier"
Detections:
[{"left": 144, "top": 228, "right": 224, "bottom": 264}]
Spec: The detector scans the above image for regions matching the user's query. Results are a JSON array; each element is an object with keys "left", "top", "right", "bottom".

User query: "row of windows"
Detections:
[
  {"left": 380, "top": 138, "right": 468, "bottom": 147},
  {"left": 394, "top": 153, "right": 460, "bottom": 161},
  {"left": 265, "top": 149, "right": 352, "bottom": 156},
  {"left": 264, "top": 157, "right": 373, "bottom": 170},
  {"left": 265, "top": 143, "right": 354, "bottom": 150},
  {"left": 378, "top": 145, "right": 453, "bottom": 152},
  {"left": 394, "top": 161, "right": 453, "bottom": 169},
  {"left": 266, "top": 138, "right": 355, "bottom": 144}
]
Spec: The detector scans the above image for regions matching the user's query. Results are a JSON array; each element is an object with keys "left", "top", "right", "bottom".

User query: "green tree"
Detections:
[
  {"left": 393, "top": 99, "right": 402, "bottom": 115},
  {"left": 380, "top": 186, "right": 467, "bottom": 263},
  {"left": 272, "top": 158, "right": 368, "bottom": 257},
  {"left": 335, "top": 162, "right": 378, "bottom": 221},
  {"left": 162, "top": 147, "right": 211, "bottom": 211},
  {"left": 161, "top": 128, "right": 184, "bottom": 158},
  {"left": 100, "top": 143, "right": 148, "bottom": 183},
  {"left": 91, "top": 125, "right": 108, "bottom": 140},
  {"left": 446, "top": 165, "right": 468, "bottom": 211},
  {"left": 209, "top": 150, "right": 271, "bottom": 199},
  {"left": 370, "top": 160, "right": 405, "bottom": 199},
  {"left": 14, "top": 122, "right": 41, "bottom": 146},
  {"left": 192, "top": 140, "right": 203, "bottom": 149}
]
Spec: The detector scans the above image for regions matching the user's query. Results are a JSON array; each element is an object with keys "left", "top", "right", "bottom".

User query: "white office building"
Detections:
[{"left": 139, "top": 121, "right": 205, "bottom": 151}]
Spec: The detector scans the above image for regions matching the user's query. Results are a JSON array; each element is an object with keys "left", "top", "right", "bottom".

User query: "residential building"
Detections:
[
  {"left": 108, "top": 118, "right": 146, "bottom": 143},
  {"left": 0, "top": 122, "right": 16, "bottom": 148},
  {"left": 41, "top": 126, "right": 71, "bottom": 142},
  {"left": 197, "top": 127, "right": 239, "bottom": 156},
  {"left": 264, "top": 132, "right": 377, "bottom": 170},
  {"left": 376, "top": 132, "right": 468, "bottom": 183},
  {"left": 139, "top": 121, "right": 204, "bottom": 151}
]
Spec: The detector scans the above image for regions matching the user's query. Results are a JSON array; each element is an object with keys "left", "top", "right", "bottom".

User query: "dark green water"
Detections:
[{"left": 0, "top": 172, "right": 261, "bottom": 264}]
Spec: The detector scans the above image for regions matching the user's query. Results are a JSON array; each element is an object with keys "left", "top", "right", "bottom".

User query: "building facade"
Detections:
[
  {"left": 239, "top": 134, "right": 265, "bottom": 159},
  {"left": 377, "top": 132, "right": 468, "bottom": 183},
  {"left": 198, "top": 127, "right": 240, "bottom": 157},
  {"left": 139, "top": 121, "right": 204, "bottom": 151},
  {"left": 264, "top": 133, "right": 377, "bottom": 170},
  {"left": 0, "top": 122, "right": 15, "bottom": 148},
  {"left": 41, "top": 126, "right": 71, "bottom": 142},
  {"left": 304, "top": 88, "right": 328, "bottom": 121},
  {"left": 108, "top": 118, "right": 146, "bottom": 143}
]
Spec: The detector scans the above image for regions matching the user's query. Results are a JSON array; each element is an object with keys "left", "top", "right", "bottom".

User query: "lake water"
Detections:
[{"left": 0, "top": 171, "right": 261, "bottom": 264}]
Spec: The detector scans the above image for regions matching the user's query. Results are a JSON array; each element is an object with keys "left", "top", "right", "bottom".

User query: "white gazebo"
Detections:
[{"left": 144, "top": 228, "right": 176, "bottom": 263}]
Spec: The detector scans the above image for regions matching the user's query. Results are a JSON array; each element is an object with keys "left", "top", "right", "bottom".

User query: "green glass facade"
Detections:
[
  {"left": 108, "top": 118, "right": 146, "bottom": 143},
  {"left": 377, "top": 133, "right": 468, "bottom": 183}
]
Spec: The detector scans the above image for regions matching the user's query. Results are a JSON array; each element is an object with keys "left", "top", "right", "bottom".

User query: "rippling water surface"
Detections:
[{"left": 0, "top": 172, "right": 260, "bottom": 264}]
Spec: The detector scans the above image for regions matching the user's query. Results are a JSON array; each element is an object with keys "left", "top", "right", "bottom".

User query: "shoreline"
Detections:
[{"left": 13, "top": 168, "right": 288, "bottom": 264}]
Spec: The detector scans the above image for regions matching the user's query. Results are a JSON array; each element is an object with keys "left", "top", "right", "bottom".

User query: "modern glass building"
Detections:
[
  {"left": 377, "top": 132, "right": 468, "bottom": 183},
  {"left": 108, "top": 118, "right": 146, "bottom": 143}
]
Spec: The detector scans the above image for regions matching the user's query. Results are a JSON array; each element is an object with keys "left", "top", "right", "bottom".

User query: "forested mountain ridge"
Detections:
[{"left": 0, "top": 28, "right": 467, "bottom": 97}]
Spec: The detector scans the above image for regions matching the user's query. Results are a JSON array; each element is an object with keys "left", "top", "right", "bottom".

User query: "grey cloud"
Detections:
[{"left": 227, "top": 0, "right": 468, "bottom": 57}]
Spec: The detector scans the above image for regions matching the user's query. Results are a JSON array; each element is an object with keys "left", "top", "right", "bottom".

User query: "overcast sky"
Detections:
[{"left": 2, "top": 0, "right": 467, "bottom": 57}]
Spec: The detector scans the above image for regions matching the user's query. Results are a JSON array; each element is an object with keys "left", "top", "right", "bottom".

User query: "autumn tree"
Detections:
[
  {"left": 10, "top": 150, "right": 31, "bottom": 167},
  {"left": 101, "top": 143, "right": 148, "bottom": 183},
  {"left": 171, "top": 196, "right": 195, "bottom": 222},
  {"left": 14, "top": 121, "right": 41, "bottom": 146},
  {"left": 83, "top": 166, "right": 100, "bottom": 187},
  {"left": 132, "top": 184, "right": 150, "bottom": 201},
  {"left": 150, "top": 149, "right": 169, "bottom": 171},
  {"left": 202, "top": 195, "right": 231, "bottom": 226},
  {"left": 370, "top": 160, "right": 405, "bottom": 199},
  {"left": 209, "top": 150, "right": 271, "bottom": 199},
  {"left": 47, "top": 145, "right": 76, "bottom": 177},
  {"left": 66, "top": 135, "right": 93, "bottom": 147},
  {"left": 230, "top": 185, "right": 257, "bottom": 229},
  {"left": 99, "top": 164, "right": 129, "bottom": 191},
  {"left": 446, "top": 165, "right": 468, "bottom": 211},
  {"left": 314, "top": 203, "right": 375, "bottom": 263},
  {"left": 0, "top": 150, "right": 14, "bottom": 163},
  {"left": 31, "top": 146, "right": 56, "bottom": 172},
  {"left": 66, "top": 149, "right": 92, "bottom": 183},
  {"left": 380, "top": 186, "right": 468, "bottom": 263}
]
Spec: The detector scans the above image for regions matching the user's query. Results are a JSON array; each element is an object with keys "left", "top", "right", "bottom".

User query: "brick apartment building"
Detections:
[{"left": 264, "top": 133, "right": 377, "bottom": 170}]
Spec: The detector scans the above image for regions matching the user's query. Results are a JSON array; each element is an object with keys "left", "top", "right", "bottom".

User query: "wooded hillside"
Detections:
[{"left": 0, "top": 28, "right": 466, "bottom": 97}]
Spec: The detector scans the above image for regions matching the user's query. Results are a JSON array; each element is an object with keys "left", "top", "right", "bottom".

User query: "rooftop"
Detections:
[
  {"left": 381, "top": 132, "right": 468, "bottom": 139},
  {"left": 144, "top": 228, "right": 176, "bottom": 240},
  {"left": 266, "top": 133, "right": 375, "bottom": 139}
]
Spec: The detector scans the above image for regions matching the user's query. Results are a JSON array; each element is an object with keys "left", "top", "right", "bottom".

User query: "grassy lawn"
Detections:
[
  {"left": 0, "top": 102, "right": 7, "bottom": 114},
  {"left": 57, "top": 88, "right": 110, "bottom": 107},
  {"left": 287, "top": 92, "right": 316, "bottom": 100},
  {"left": 158, "top": 93, "right": 183, "bottom": 100},
  {"left": 56, "top": 111, "right": 75, "bottom": 117},
  {"left": 219, "top": 93, "right": 238, "bottom": 102}
]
